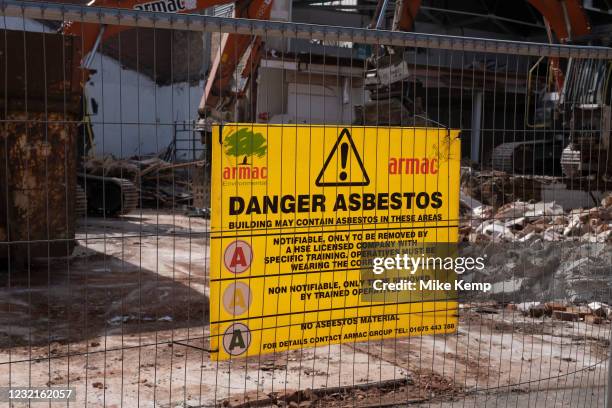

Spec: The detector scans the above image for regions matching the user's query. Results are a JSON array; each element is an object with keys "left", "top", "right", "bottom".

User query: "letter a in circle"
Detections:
[
  {"left": 224, "top": 240, "right": 253, "bottom": 274},
  {"left": 223, "top": 323, "right": 251, "bottom": 356}
]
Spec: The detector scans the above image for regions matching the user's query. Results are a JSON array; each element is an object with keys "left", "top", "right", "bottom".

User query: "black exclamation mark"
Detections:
[{"left": 339, "top": 142, "right": 349, "bottom": 181}]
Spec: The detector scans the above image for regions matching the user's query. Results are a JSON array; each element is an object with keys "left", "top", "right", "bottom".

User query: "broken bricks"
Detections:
[
  {"left": 585, "top": 315, "right": 604, "bottom": 325},
  {"left": 462, "top": 189, "right": 612, "bottom": 244},
  {"left": 552, "top": 310, "right": 580, "bottom": 322}
]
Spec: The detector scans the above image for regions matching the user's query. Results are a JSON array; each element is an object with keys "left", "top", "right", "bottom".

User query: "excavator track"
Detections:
[
  {"left": 491, "top": 140, "right": 563, "bottom": 175},
  {"left": 491, "top": 141, "right": 545, "bottom": 174},
  {"left": 491, "top": 142, "right": 526, "bottom": 173},
  {"left": 77, "top": 174, "right": 139, "bottom": 217}
]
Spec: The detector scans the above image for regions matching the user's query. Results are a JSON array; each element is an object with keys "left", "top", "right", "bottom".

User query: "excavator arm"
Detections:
[
  {"left": 63, "top": 0, "right": 273, "bottom": 115},
  {"left": 391, "top": 0, "right": 420, "bottom": 32},
  {"left": 527, "top": 0, "right": 590, "bottom": 42},
  {"left": 369, "top": 0, "right": 590, "bottom": 93},
  {"left": 527, "top": 0, "right": 591, "bottom": 92},
  {"left": 201, "top": 0, "right": 272, "bottom": 117}
]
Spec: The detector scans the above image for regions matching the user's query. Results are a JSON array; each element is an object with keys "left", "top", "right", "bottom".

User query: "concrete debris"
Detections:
[
  {"left": 462, "top": 239, "right": 612, "bottom": 302},
  {"left": 516, "top": 302, "right": 541, "bottom": 313},
  {"left": 493, "top": 201, "right": 564, "bottom": 220},
  {"left": 585, "top": 315, "right": 604, "bottom": 324},
  {"left": 472, "top": 205, "right": 493, "bottom": 219},
  {"left": 545, "top": 302, "right": 567, "bottom": 313},
  {"left": 460, "top": 191, "right": 484, "bottom": 214},
  {"left": 466, "top": 300, "right": 611, "bottom": 340},
  {"left": 224, "top": 378, "right": 418, "bottom": 408},
  {"left": 565, "top": 305, "right": 591, "bottom": 317},
  {"left": 543, "top": 229, "right": 564, "bottom": 242},
  {"left": 588, "top": 302, "right": 610, "bottom": 318},
  {"left": 460, "top": 170, "right": 552, "bottom": 208},
  {"left": 460, "top": 192, "right": 612, "bottom": 303},
  {"left": 515, "top": 302, "right": 550, "bottom": 318},
  {"left": 516, "top": 302, "right": 580, "bottom": 318},
  {"left": 552, "top": 310, "right": 579, "bottom": 322},
  {"left": 504, "top": 216, "right": 527, "bottom": 228},
  {"left": 473, "top": 221, "right": 515, "bottom": 242},
  {"left": 461, "top": 192, "right": 612, "bottom": 244}
]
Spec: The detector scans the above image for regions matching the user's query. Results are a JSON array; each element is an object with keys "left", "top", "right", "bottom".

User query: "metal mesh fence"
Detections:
[{"left": 0, "top": 1, "right": 611, "bottom": 406}]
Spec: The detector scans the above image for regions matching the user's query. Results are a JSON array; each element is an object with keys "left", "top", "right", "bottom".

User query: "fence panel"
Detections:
[{"left": 0, "top": 1, "right": 611, "bottom": 406}]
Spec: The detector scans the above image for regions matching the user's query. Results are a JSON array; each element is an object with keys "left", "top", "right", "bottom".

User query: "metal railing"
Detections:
[
  {"left": 0, "top": 2, "right": 611, "bottom": 407},
  {"left": 1, "top": 0, "right": 612, "bottom": 58}
]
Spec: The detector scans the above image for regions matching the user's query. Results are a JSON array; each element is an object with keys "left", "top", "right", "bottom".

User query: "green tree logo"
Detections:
[{"left": 224, "top": 128, "right": 267, "bottom": 165}]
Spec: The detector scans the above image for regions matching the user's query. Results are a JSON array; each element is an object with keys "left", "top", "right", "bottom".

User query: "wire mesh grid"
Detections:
[{"left": 0, "top": 1, "right": 611, "bottom": 407}]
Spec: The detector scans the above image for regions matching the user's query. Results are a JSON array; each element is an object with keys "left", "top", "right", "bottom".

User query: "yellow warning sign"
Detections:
[{"left": 210, "top": 124, "right": 460, "bottom": 360}]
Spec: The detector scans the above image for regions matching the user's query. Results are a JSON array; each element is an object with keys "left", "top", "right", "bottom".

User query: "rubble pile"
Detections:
[
  {"left": 461, "top": 193, "right": 612, "bottom": 244},
  {"left": 459, "top": 193, "right": 612, "bottom": 303},
  {"left": 460, "top": 168, "right": 552, "bottom": 208},
  {"left": 509, "top": 301, "right": 612, "bottom": 325},
  {"left": 465, "top": 300, "right": 612, "bottom": 328},
  {"left": 83, "top": 155, "right": 197, "bottom": 208}
]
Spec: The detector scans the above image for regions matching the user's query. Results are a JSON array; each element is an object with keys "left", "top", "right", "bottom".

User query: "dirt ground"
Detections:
[{"left": 0, "top": 211, "right": 609, "bottom": 407}]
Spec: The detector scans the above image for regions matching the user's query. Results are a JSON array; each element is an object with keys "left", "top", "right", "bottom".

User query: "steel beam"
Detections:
[{"left": 1, "top": 0, "right": 612, "bottom": 59}]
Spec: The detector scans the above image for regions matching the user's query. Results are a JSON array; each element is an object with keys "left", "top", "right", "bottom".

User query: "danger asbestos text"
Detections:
[{"left": 229, "top": 192, "right": 444, "bottom": 215}]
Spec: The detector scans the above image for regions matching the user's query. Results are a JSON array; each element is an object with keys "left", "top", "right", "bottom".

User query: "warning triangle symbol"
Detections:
[{"left": 316, "top": 128, "right": 370, "bottom": 187}]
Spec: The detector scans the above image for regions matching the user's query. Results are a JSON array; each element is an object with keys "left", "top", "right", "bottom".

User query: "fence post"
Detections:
[{"left": 607, "top": 332, "right": 612, "bottom": 408}]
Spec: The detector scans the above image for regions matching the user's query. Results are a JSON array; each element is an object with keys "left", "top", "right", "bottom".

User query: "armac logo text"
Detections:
[
  {"left": 389, "top": 157, "right": 438, "bottom": 174},
  {"left": 223, "top": 128, "right": 268, "bottom": 180},
  {"left": 133, "top": 0, "right": 197, "bottom": 12}
]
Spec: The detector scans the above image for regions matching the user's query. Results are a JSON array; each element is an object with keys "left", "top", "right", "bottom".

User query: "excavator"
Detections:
[
  {"left": 64, "top": 0, "right": 611, "bottom": 216},
  {"left": 492, "top": 0, "right": 612, "bottom": 179},
  {"left": 63, "top": 0, "right": 273, "bottom": 215},
  {"left": 364, "top": 0, "right": 611, "bottom": 180}
]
